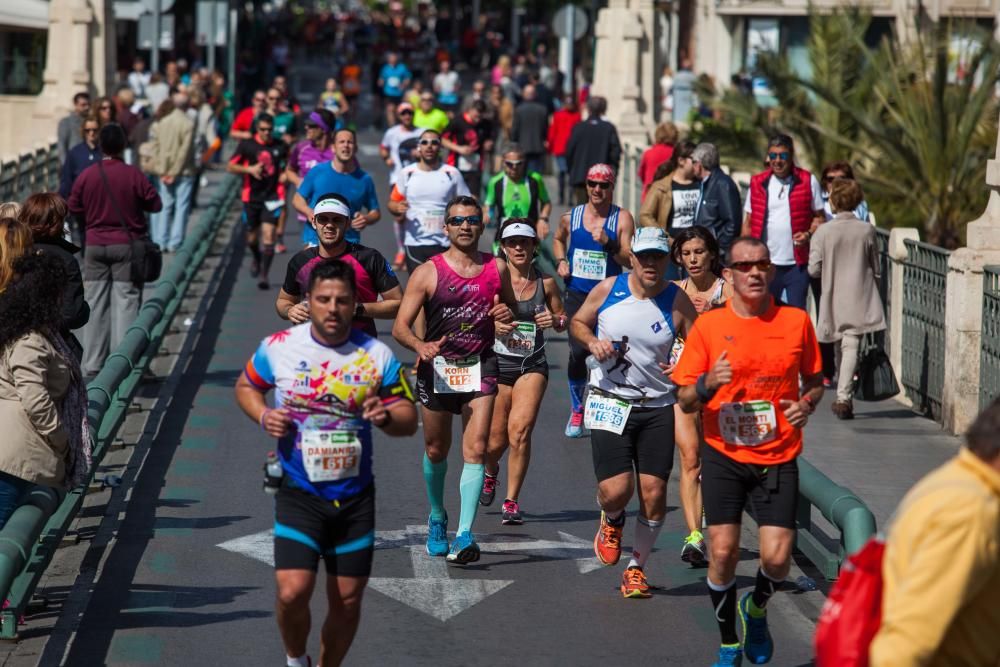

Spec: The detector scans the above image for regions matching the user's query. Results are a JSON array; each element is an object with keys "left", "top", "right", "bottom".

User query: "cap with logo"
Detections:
[
  {"left": 313, "top": 196, "right": 351, "bottom": 218},
  {"left": 631, "top": 227, "right": 670, "bottom": 254},
  {"left": 500, "top": 222, "right": 537, "bottom": 240}
]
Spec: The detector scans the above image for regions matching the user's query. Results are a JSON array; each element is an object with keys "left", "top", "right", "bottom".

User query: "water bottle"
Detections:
[
  {"left": 586, "top": 355, "right": 601, "bottom": 371},
  {"left": 795, "top": 575, "right": 817, "bottom": 592},
  {"left": 263, "top": 451, "right": 283, "bottom": 495}
]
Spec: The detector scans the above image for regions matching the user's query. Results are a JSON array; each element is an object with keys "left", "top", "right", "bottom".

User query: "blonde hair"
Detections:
[
  {"left": 0, "top": 217, "right": 33, "bottom": 293},
  {"left": 654, "top": 122, "right": 679, "bottom": 146},
  {"left": 0, "top": 202, "right": 20, "bottom": 219}
]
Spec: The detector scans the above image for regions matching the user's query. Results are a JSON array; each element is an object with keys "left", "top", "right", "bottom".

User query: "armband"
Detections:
[{"left": 695, "top": 374, "right": 717, "bottom": 404}]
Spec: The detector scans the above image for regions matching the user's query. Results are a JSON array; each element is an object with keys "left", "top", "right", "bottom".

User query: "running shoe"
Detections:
[
  {"left": 564, "top": 409, "right": 585, "bottom": 438},
  {"left": 711, "top": 644, "right": 743, "bottom": 667},
  {"left": 446, "top": 530, "right": 481, "bottom": 564},
  {"left": 426, "top": 515, "right": 449, "bottom": 557},
  {"left": 275, "top": 236, "right": 287, "bottom": 254},
  {"left": 620, "top": 566, "right": 652, "bottom": 599},
  {"left": 681, "top": 529, "right": 708, "bottom": 567},
  {"left": 738, "top": 592, "right": 774, "bottom": 664},
  {"left": 257, "top": 279, "right": 270, "bottom": 290},
  {"left": 593, "top": 511, "right": 624, "bottom": 565},
  {"left": 501, "top": 499, "right": 523, "bottom": 525},
  {"left": 479, "top": 473, "right": 497, "bottom": 506}
]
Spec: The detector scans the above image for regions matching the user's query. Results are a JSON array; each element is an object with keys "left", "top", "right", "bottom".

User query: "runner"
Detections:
[
  {"left": 386, "top": 129, "right": 470, "bottom": 273},
  {"left": 413, "top": 92, "right": 450, "bottom": 135},
  {"left": 284, "top": 109, "right": 335, "bottom": 252},
  {"left": 391, "top": 195, "right": 515, "bottom": 563},
  {"left": 230, "top": 89, "right": 266, "bottom": 141},
  {"left": 227, "top": 112, "right": 288, "bottom": 289},
  {"left": 379, "top": 102, "right": 423, "bottom": 271},
  {"left": 441, "top": 100, "right": 491, "bottom": 198},
  {"left": 569, "top": 227, "right": 697, "bottom": 599},
  {"left": 276, "top": 193, "right": 402, "bottom": 337},
  {"left": 552, "top": 163, "right": 635, "bottom": 438},
  {"left": 481, "top": 219, "right": 566, "bottom": 524},
  {"left": 319, "top": 77, "right": 350, "bottom": 119},
  {"left": 378, "top": 52, "right": 411, "bottom": 128},
  {"left": 484, "top": 144, "right": 552, "bottom": 253},
  {"left": 293, "top": 128, "right": 380, "bottom": 248},
  {"left": 235, "top": 259, "right": 417, "bottom": 667},
  {"left": 672, "top": 236, "right": 823, "bottom": 666}
]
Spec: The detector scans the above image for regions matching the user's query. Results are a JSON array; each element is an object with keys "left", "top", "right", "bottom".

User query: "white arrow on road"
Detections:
[{"left": 482, "top": 531, "right": 603, "bottom": 574}]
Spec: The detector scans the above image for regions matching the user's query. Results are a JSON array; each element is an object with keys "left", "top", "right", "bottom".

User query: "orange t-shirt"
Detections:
[{"left": 672, "top": 299, "right": 821, "bottom": 465}]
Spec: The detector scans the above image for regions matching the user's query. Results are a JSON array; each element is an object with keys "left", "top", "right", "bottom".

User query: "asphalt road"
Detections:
[{"left": 36, "top": 131, "right": 823, "bottom": 666}]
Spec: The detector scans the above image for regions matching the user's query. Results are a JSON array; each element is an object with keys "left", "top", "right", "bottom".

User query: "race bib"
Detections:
[
  {"left": 301, "top": 430, "right": 362, "bottom": 483},
  {"left": 432, "top": 356, "right": 481, "bottom": 393},
  {"left": 387, "top": 76, "right": 401, "bottom": 89},
  {"left": 493, "top": 322, "right": 536, "bottom": 357},
  {"left": 458, "top": 154, "right": 475, "bottom": 171},
  {"left": 418, "top": 208, "right": 446, "bottom": 234},
  {"left": 265, "top": 199, "right": 284, "bottom": 213},
  {"left": 718, "top": 401, "right": 778, "bottom": 447},
  {"left": 583, "top": 391, "right": 632, "bottom": 435},
  {"left": 572, "top": 249, "right": 607, "bottom": 281}
]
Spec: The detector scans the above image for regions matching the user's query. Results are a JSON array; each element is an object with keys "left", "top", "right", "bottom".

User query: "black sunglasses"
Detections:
[
  {"left": 445, "top": 215, "right": 483, "bottom": 227},
  {"left": 767, "top": 152, "right": 790, "bottom": 161},
  {"left": 504, "top": 160, "right": 523, "bottom": 168},
  {"left": 587, "top": 180, "right": 611, "bottom": 190},
  {"left": 729, "top": 259, "right": 772, "bottom": 272},
  {"left": 419, "top": 139, "right": 441, "bottom": 146},
  {"left": 399, "top": 110, "right": 414, "bottom": 116}
]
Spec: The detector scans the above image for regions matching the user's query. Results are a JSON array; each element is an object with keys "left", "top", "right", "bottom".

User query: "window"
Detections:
[{"left": 0, "top": 28, "right": 47, "bottom": 95}]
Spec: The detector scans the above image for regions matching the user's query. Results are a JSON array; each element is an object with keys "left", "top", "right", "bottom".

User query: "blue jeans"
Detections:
[
  {"left": 152, "top": 175, "right": 194, "bottom": 251},
  {"left": 769, "top": 264, "right": 810, "bottom": 309},
  {"left": 0, "top": 471, "right": 32, "bottom": 530}
]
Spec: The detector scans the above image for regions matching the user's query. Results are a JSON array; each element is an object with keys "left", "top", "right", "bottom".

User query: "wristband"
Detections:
[
  {"left": 557, "top": 314, "right": 567, "bottom": 329},
  {"left": 695, "top": 374, "right": 717, "bottom": 403},
  {"left": 801, "top": 395, "right": 816, "bottom": 414},
  {"left": 259, "top": 408, "right": 271, "bottom": 431}
]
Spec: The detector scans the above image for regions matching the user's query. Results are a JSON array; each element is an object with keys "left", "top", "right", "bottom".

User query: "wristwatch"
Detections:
[{"left": 355, "top": 303, "right": 365, "bottom": 317}]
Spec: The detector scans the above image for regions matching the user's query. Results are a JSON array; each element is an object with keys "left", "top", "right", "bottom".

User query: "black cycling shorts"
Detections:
[
  {"left": 405, "top": 244, "right": 448, "bottom": 273},
  {"left": 591, "top": 404, "right": 676, "bottom": 482},
  {"left": 274, "top": 482, "right": 375, "bottom": 576},
  {"left": 497, "top": 352, "right": 548, "bottom": 386},
  {"left": 700, "top": 443, "right": 799, "bottom": 529},
  {"left": 243, "top": 201, "right": 279, "bottom": 229},
  {"left": 415, "top": 353, "right": 499, "bottom": 415}
]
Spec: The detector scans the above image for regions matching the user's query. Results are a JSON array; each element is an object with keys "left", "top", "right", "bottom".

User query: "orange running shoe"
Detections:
[
  {"left": 621, "top": 566, "right": 652, "bottom": 599},
  {"left": 594, "top": 511, "right": 624, "bottom": 565}
]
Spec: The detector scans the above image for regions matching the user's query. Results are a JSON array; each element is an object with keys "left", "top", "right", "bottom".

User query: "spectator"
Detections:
[
  {"left": 128, "top": 56, "right": 151, "bottom": 99},
  {"left": 433, "top": 60, "right": 461, "bottom": 115},
  {"left": 413, "top": 92, "right": 449, "bottom": 135},
  {"left": 547, "top": 94, "right": 581, "bottom": 205},
  {"left": 510, "top": 84, "right": 549, "bottom": 175},
  {"left": 0, "top": 202, "right": 19, "bottom": 220},
  {"left": 639, "top": 140, "right": 697, "bottom": 232},
  {"left": 151, "top": 92, "right": 196, "bottom": 253},
  {"left": 68, "top": 124, "right": 162, "bottom": 377},
  {"left": 671, "top": 58, "right": 698, "bottom": 124},
  {"left": 741, "top": 133, "right": 824, "bottom": 309},
  {"left": 870, "top": 398, "right": 1000, "bottom": 666},
  {"left": 57, "top": 92, "right": 91, "bottom": 165},
  {"left": 820, "top": 161, "right": 871, "bottom": 222},
  {"left": 488, "top": 83, "right": 515, "bottom": 174},
  {"left": 114, "top": 87, "right": 141, "bottom": 143},
  {"left": 95, "top": 96, "right": 117, "bottom": 127},
  {"left": 691, "top": 142, "right": 741, "bottom": 260},
  {"left": 20, "top": 193, "right": 90, "bottom": 359},
  {"left": 807, "top": 178, "right": 885, "bottom": 420},
  {"left": 660, "top": 65, "right": 674, "bottom": 118},
  {"left": 565, "top": 96, "right": 621, "bottom": 205},
  {"left": 60, "top": 115, "right": 102, "bottom": 201},
  {"left": 0, "top": 216, "right": 32, "bottom": 293},
  {"left": 441, "top": 100, "right": 491, "bottom": 198},
  {"left": 187, "top": 87, "right": 217, "bottom": 200},
  {"left": 0, "top": 253, "right": 92, "bottom": 529},
  {"left": 639, "top": 122, "right": 679, "bottom": 200},
  {"left": 145, "top": 73, "right": 171, "bottom": 116}
]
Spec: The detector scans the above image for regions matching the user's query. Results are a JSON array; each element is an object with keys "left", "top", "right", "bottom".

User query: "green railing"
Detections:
[
  {"left": 874, "top": 227, "right": 891, "bottom": 328},
  {"left": 900, "top": 239, "right": 950, "bottom": 420},
  {"left": 0, "top": 143, "right": 60, "bottom": 203},
  {"left": 980, "top": 266, "right": 1000, "bottom": 411},
  {"left": 0, "top": 175, "right": 239, "bottom": 637},
  {"left": 795, "top": 458, "right": 878, "bottom": 580}
]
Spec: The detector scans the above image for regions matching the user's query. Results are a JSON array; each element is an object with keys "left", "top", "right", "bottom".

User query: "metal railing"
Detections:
[
  {"left": 0, "top": 175, "right": 240, "bottom": 637},
  {"left": 874, "top": 227, "right": 891, "bottom": 328},
  {"left": 900, "top": 239, "right": 950, "bottom": 419},
  {"left": 0, "top": 143, "right": 60, "bottom": 203},
  {"left": 980, "top": 266, "right": 1000, "bottom": 411},
  {"left": 617, "top": 142, "right": 645, "bottom": 216}
]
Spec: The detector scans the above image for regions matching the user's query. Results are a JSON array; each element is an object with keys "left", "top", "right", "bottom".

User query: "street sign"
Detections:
[
  {"left": 552, "top": 4, "right": 588, "bottom": 41},
  {"left": 196, "top": 1, "right": 227, "bottom": 47},
  {"left": 138, "top": 13, "right": 174, "bottom": 51}
]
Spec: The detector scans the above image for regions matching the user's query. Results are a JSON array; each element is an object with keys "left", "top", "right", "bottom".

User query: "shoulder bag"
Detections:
[
  {"left": 853, "top": 331, "right": 900, "bottom": 402},
  {"left": 97, "top": 160, "right": 162, "bottom": 284}
]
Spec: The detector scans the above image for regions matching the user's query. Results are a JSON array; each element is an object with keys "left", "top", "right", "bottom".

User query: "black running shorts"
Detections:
[
  {"left": 404, "top": 244, "right": 448, "bottom": 273},
  {"left": 273, "top": 482, "right": 375, "bottom": 576},
  {"left": 591, "top": 404, "right": 676, "bottom": 482},
  {"left": 415, "top": 353, "right": 499, "bottom": 415},
  {"left": 700, "top": 443, "right": 799, "bottom": 529},
  {"left": 243, "top": 201, "right": 279, "bottom": 229},
  {"left": 497, "top": 352, "right": 548, "bottom": 386}
]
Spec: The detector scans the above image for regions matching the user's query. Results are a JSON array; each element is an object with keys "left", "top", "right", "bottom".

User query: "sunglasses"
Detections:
[
  {"left": 729, "top": 259, "right": 773, "bottom": 272},
  {"left": 504, "top": 160, "right": 523, "bottom": 168},
  {"left": 445, "top": 215, "right": 483, "bottom": 227},
  {"left": 83, "top": 127, "right": 99, "bottom": 133},
  {"left": 314, "top": 215, "right": 347, "bottom": 227},
  {"left": 399, "top": 110, "right": 414, "bottom": 116},
  {"left": 99, "top": 105, "right": 112, "bottom": 110},
  {"left": 419, "top": 139, "right": 441, "bottom": 146},
  {"left": 768, "top": 152, "right": 790, "bottom": 161},
  {"left": 587, "top": 180, "right": 612, "bottom": 190},
  {"left": 257, "top": 126, "right": 274, "bottom": 133},
  {"left": 267, "top": 96, "right": 281, "bottom": 101}
]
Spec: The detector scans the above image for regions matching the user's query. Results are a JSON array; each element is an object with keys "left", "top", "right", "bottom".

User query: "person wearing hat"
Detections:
[
  {"left": 569, "top": 226, "right": 698, "bottom": 599},
  {"left": 480, "top": 218, "right": 567, "bottom": 525},
  {"left": 275, "top": 193, "right": 402, "bottom": 338},
  {"left": 380, "top": 102, "right": 424, "bottom": 270},
  {"left": 552, "top": 163, "right": 635, "bottom": 438},
  {"left": 285, "top": 109, "right": 336, "bottom": 251}
]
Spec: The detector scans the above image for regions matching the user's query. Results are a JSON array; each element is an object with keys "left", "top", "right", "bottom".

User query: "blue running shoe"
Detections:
[
  {"left": 738, "top": 592, "right": 774, "bottom": 664},
  {"left": 564, "top": 409, "right": 585, "bottom": 438},
  {"left": 426, "top": 515, "right": 449, "bottom": 557},
  {"left": 446, "top": 530, "right": 481, "bottom": 564},
  {"left": 711, "top": 644, "right": 742, "bottom": 667}
]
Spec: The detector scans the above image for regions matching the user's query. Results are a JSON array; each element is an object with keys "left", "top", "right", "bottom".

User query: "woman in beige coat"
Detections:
[
  {"left": 638, "top": 140, "right": 697, "bottom": 232},
  {"left": 807, "top": 178, "right": 886, "bottom": 419},
  {"left": 0, "top": 253, "right": 92, "bottom": 527}
]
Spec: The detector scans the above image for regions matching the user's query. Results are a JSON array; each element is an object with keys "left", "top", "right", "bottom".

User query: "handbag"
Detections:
[
  {"left": 853, "top": 332, "right": 900, "bottom": 402},
  {"left": 97, "top": 161, "right": 162, "bottom": 284}
]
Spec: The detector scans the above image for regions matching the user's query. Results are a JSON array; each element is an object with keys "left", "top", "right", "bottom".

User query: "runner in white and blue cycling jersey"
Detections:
[{"left": 235, "top": 259, "right": 417, "bottom": 667}]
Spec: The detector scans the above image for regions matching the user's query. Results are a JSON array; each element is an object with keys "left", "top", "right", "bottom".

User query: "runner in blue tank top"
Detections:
[{"left": 552, "top": 163, "right": 635, "bottom": 438}]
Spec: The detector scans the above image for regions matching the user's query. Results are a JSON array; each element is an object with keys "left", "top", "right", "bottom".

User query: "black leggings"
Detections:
[{"left": 564, "top": 289, "right": 590, "bottom": 382}]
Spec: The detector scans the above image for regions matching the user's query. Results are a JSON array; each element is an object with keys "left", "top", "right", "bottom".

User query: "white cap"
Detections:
[
  {"left": 314, "top": 197, "right": 351, "bottom": 218},
  {"left": 631, "top": 227, "right": 670, "bottom": 254},
  {"left": 500, "top": 222, "right": 537, "bottom": 240}
]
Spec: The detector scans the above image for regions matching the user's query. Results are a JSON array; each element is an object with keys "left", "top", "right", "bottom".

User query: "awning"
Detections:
[{"left": 0, "top": 0, "right": 50, "bottom": 31}]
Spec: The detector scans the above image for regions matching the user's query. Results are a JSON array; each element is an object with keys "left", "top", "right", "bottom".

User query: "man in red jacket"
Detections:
[
  {"left": 740, "top": 134, "right": 824, "bottom": 309},
  {"left": 547, "top": 95, "right": 581, "bottom": 205}
]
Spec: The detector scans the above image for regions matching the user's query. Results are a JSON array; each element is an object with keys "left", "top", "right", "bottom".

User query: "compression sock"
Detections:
[
  {"left": 707, "top": 577, "right": 739, "bottom": 646},
  {"left": 749, "top": 567, "right": 783, "bottom": 616},
  {"left": 568, "top": 379, "right": 587, "bottom": 413},
  {"left": 260, "top": 243, "right": 275, "bottom": 280},
  {"left": 249, "top": 240, "right": 262, "bottom": 265},
  {"left": 627, "top": 515, "right": 663, "bottom": 569},
  {"left": 422, "top": 453, "right": 448, "bottom": 521},
  {"left": 457, "top": 463, "right": 485, "bottom": 534}
]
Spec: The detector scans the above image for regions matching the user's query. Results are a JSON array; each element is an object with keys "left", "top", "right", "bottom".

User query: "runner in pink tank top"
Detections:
[{"left": 424, "top": 252, "right": 502, "bottom": 361}]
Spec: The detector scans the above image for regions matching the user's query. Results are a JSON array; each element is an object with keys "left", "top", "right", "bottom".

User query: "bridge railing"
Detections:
[
  {"left": 0, "top": 143, "right": 60, "bottom": 203},
  {"left": 874, "top": 227, "right": 891, "bottom": 328},
  {"left": 0, "top": 175, "right": 240, "bottom": 637},
  {"left": 980, "top": 266, "right": 1000, "bottom": 411}
]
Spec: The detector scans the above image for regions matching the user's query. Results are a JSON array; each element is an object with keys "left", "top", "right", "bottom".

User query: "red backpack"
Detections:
[{"left": 814, "top": 536, "right": 885, "bottom": 667}]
